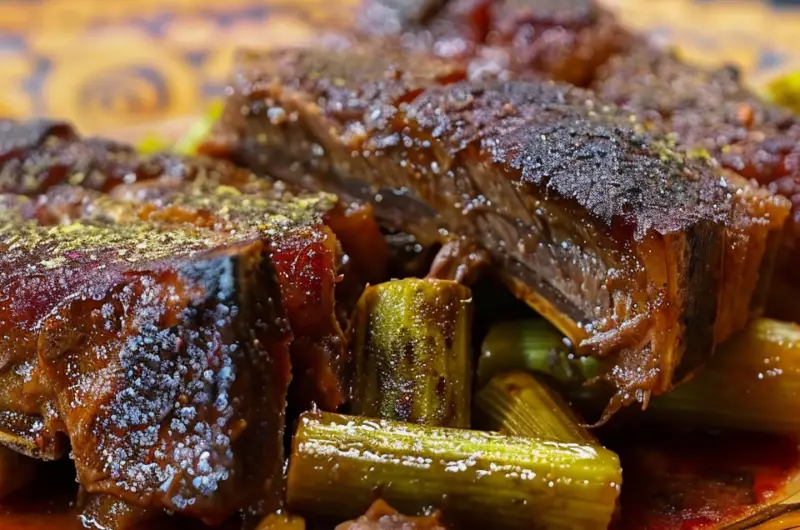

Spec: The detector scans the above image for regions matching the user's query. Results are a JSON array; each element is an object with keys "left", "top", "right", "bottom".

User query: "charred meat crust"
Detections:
[
  {"left": 10, "top": 173, "right": 358, "bottom": 413},
  {"left": 0, "top": 119, "right": 76, "bottom": 163},
  {"left": 0, "top": 121, "right": 388, "bottom": 413},
  {"left": 217, "top": 45, "right": 736, "bottom": 399},
  {"left": 0, "top": 219, "right": 292, "bottom": 522},
  {"left": 82, "top": 177, "right": 353, "bottom": 412},
  {"left": 0, "top": 122, "right": 389, "bottom": 523},
  {"left": 592, "top": 47, "right": 800, "bottom": 193},
  {"left": 592, "top": 48, "right": 798, "bottom": 179},
  {"left": 406, "top": 81, "right": 728, "bottom": 237},
  {"left": 592, "top": 48, "right": 800, "bottom": 291},
  {"left": 0, "top": 122, "right": 269, "bottom": 196}
]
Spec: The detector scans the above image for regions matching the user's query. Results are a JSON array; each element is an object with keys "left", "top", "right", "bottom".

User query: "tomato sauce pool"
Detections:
[{"left": 618, "top": 430, "right": 800, "bottom": 530}]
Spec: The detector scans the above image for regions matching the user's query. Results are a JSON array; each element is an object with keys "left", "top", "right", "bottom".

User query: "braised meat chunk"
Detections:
[
  {"left": 356, "top": 0, "right": 631, "bottom": 85},
  {"left": 0, "top": 215, "right": 291, "bottom": 522},
  {"left": 25, "top": 176, "right": 356, "bottom": 412},
  {"left": 593, "top": 48, "right": 800, "bottom": 188},
  {"left": 592, "top": 49, "right": 800, "bottom": 308},
  {"left": 0, "top": 119, "right": 76, "bottom": 162},
  {"left": 0, "top": 118, "right": 397, "bottom": 527},
  {"left": 0, "top": 118, "right": 268, "bottom": 196},
  {"left": 0, "top": 120, "right": 389, "bottom": 413},
  {"left": 211, "top": 44, "right": 768, "bottom": 405}
]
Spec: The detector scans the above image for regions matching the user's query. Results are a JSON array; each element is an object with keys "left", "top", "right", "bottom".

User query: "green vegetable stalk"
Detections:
[
  {"left": 350, "top": 278, "right": 473, "bottom": 428},
  {"left": 645, "top": 317, "right": 800, "bottom": 432},
  {"left": 174, "top": 100, "right": 224, "bottom": 155},
  {"left": 477, "top": 319, "right": 602, "bottom": 390},
  {"left": 768, "top": 70, "right": 800, "bottom": 114},
  {"left": 481, "top": 318, "right": 800, "bottom": 434},
  {"left": 474, "top": 371, "right": 597, "bottom": 444},
  {"left": 287, "top": 411, "right": 622, "bottom": 530}
]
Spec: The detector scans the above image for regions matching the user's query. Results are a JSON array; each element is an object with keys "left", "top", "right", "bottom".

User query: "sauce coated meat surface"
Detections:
[
  {"left": 0, "top": 214, "right": 291, "bottom": 523},
  {"left": 352, "top": 0, "right": 800, "bottom": 324},
  {"left": 212, "top": 42, "right": 787, "bottom": 407},
  {"left": 356, "top": 0, "right": 631, "bottom": 86},
  {"left": 0, "top": 120, "right": 388, "bottom": 528}
]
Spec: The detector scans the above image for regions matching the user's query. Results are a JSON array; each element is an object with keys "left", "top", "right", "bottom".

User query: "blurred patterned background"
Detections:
[{"left": 0, "top": 0, "right": 798, "bottom": 136}]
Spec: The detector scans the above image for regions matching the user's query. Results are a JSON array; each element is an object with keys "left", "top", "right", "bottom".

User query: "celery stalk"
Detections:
[
  {"left": 350, "top": 279, "right": 473, "bottom": 428},
  {"left": 475, "top": 371, "right": 597, "bottom": 444},
  {"left": 287, "top": 411, "right": 621, "bottom": 530}
]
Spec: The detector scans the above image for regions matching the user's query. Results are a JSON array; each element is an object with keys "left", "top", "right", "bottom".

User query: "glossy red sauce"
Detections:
[{"left": 618, "top": 429, "right": 800, "bottom": 530}]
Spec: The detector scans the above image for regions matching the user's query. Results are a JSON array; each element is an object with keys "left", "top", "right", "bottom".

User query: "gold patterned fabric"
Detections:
[{"left": 0, "top": 0, "right": 796, "bottom": 135}]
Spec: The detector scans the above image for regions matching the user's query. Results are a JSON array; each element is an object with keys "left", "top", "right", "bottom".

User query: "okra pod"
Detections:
[
  {"left": 645, "top": 318, "right": 800, "bottom": 432},
  {"left": 350, "top": 279, "right": 473, "bottom": 427}
]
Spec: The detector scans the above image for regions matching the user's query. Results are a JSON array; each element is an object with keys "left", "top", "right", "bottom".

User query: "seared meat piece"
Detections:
[
  {"left": 0, "top": 217, "right": 291, "bottom": 522},
  {"left": 0, "top": 118, "right": 389, "bottom": 290},
  {"left": 356, "top": 0, "right": 631, "bottom": 85},
  {"left": 0, "top": 123, "right": 390, "bottom": 526},
  {"left": 714, "top": 173, "right": 788, "bottom": 338},
  {"left": 594, "top": 49, "right": 800, "bottom": 187},
  {"left": 213, "top": 45, "right": 757, "bottom": 404},
  {"left": 593, "top": 49, "right": 800, "bottom": 290},
  {"left": 384, "top": 230, "right": 441, "bottom": 279},
  {"left": 79, "top": 494, "right": 164, "bottom": 530},
  {"left": 358, "top": 0, "right": 449, "bottom": 32},
  {"left": 0, "top": 120, "right": 388, "bottom": 412},
  {"left": 0, "top": 119, "right": 76, "bottom": 162},
  {"left": 0, "top": 118, "right": 265, "bottom": 196},
  {"left": 25, "top": 176, "right": 363, "bottom": 412}
]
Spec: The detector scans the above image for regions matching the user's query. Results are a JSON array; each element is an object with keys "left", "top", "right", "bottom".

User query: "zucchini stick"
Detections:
[
  {"left": 481, "top": 318, "right": 800, "bottom": 433},
  {"left": 287, "top": 411, "right": 622, "bottom": 530},
  {"left": 474, "top": 371, "right": 597, "bottom": 444},
  {"left": 350, "top": 279, "right": 473, "bottom": 428}
]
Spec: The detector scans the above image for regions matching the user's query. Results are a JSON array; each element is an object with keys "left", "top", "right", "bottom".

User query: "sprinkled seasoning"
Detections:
[{"left": 0, "top": 207, "right": 292, "bottom": 521}]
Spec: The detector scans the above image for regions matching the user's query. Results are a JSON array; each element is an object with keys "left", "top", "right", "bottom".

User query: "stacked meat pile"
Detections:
[{"left": 0, "top": 0, "right": 798, "bottom": 528}]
